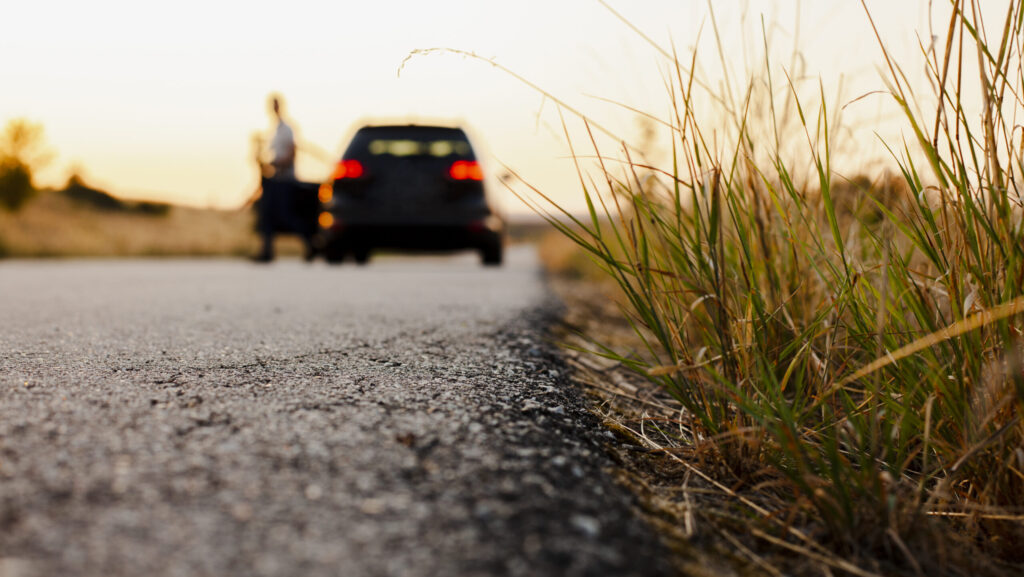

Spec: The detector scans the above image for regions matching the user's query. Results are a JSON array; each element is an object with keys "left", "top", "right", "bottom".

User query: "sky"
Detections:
[{"left": 0, "top": 1, "right": 986, "bottom": 214}]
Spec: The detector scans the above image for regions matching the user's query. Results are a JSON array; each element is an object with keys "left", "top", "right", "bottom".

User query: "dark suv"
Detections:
[{"left": 318, "top": 124, "right": 504, "bottom": 265}]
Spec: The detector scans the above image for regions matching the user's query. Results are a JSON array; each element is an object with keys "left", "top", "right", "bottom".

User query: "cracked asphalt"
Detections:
[{"left": 0, "top": 247, "right": 675, "bottom": 577}]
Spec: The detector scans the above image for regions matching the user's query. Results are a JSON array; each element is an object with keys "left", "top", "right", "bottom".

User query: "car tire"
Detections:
[
  {"left": 481, "top": 239, "right": 503, "bottom": 267},
  {"left": 353, "top": 247, "right": 371, "bottom": 265},
  {"left": 324, "top": 242, "right": 347, "bottom": 265}
]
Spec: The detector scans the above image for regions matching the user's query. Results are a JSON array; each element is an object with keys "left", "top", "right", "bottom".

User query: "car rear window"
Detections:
[
  {"left": 347, "top": 126, "right": 475, "bottom": 159},
  {"left": 367, "top": 139, "right": 471, "bottom": 158}
]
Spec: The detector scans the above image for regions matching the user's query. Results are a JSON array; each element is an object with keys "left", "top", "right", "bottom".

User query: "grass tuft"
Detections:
[{"left": 525, "top": 1, "right": 1024, "bottom": 573}]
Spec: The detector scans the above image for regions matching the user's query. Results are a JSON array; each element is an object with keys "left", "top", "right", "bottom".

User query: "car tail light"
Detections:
[
  {"left": 333, "top": 159, "right": 364, "bottom": 180},
  {"left": 449, "top": 160, "right": 483, "bottom": 181}
]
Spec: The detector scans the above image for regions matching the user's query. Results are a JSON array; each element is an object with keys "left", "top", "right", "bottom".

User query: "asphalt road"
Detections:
[{"left": 0, "top": 247, "right": 675, "bottom": 577}]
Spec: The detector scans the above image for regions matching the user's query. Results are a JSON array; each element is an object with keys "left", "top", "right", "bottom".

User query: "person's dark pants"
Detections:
[{"left": 258, "top": 178, "right": 314, "bottom": 260}]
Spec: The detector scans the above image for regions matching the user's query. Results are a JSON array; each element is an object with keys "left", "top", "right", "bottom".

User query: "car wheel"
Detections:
[
  {"left": 353, "top": 247, "right": 371, "bottom": 265},
  {"left": 324, "top": 243, "right": 347, "bottom": 265},
  {"left": 481, "top": 240, "right": 503, "bottom": 267}
]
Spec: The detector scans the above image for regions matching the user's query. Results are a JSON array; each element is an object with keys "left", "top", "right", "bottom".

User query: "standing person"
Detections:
[{"left": 254, "top": 94, "right": 315, "bottom": 262}]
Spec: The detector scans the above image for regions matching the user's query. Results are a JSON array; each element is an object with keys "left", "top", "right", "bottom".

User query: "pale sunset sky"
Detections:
[{"left": 0, "top": 1, "right": 988, "bottom": 214}]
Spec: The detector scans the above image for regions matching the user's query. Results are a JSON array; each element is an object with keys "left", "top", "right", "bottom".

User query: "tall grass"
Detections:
[{"left": 519, "top": 0, "right": 1024, "bottom": 571}]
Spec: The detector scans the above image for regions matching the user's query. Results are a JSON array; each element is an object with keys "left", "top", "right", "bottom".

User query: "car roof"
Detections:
[{"left": 355, "top": 125, "right": 469, "bottom": 137}]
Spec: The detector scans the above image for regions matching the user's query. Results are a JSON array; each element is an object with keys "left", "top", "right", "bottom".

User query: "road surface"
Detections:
[{"left": 0, "top": 247, "right": 674, "bottom": 577}]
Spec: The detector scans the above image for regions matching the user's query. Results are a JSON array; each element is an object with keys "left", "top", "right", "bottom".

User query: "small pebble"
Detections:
[
  {"left": 570, "top": 515, "right": 601, "bottom": 538},
  {"left": 305, "top": 485, "right": 323, "bottom": 501}
]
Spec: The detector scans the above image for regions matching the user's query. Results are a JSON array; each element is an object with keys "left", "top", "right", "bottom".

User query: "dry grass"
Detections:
[
  {"left": 547, "top": 264, "right": 1015, "bottom": 577},
  {"left": 0, "top": 191, "right": 304, "bottom": 258},
  {"left": 524, "top": 1, "right": 1024, "bottom": 573}
]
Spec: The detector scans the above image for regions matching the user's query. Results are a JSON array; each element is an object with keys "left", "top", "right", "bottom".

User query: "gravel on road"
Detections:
[{"left": 0, "top": 247, "right": 676, "bottom": 577}]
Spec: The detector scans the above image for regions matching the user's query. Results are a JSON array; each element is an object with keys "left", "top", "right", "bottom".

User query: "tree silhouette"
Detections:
[{"left": 0, "top": 120, "right": 49, "bottom": 211}]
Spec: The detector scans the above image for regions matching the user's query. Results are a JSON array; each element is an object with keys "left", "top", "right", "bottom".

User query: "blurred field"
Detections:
[
  {"left": 0, "top": 190, "right": 549, "bottom": 259},
  {"left": 0, "top": 191, "right": 265, "bottom": 258}
]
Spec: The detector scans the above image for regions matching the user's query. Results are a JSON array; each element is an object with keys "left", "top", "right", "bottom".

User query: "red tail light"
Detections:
[
  {"left": 449, "top": 160, "right": 483, "bottom": 181},
  {"left": 333, "top": 159, "right": 364, "bottom": 180}
]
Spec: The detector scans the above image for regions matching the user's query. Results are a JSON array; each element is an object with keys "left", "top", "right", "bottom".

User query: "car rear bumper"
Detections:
[{"left": 324, "top": 223, "right": 502, "bottom": 252}]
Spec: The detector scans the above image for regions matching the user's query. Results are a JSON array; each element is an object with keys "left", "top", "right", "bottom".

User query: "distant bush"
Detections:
[
  {"left": 0, "top": 160, "right": 33, "bottom": 211},
  {"left": 134, "top": 201, "right": 171, "bottom": 217},
  {"left": 60, "top": 174, "right": 170, "bottom": 217},
  {"left": 0, "top": 120, "right": 48, "bottom": 212},
  {"left": 60, "top": 174, "right": 125, "bottom": 210}
]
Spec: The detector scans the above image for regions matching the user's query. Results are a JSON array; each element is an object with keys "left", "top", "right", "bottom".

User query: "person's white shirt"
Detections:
[{"left": 267, "top": 120, "right": 295, "bottom": 178}]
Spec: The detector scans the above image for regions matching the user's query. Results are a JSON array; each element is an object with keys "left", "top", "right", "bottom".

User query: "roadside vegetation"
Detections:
[
  {"left": 526, "top": 1, "right": 1024, "bottom": 575},
  {"left": 0, "top": 118, "right": 268, "bottom": 259},
  {"left": 0, "top": 119, "right": 48, "bottom": 212},
  {"left": 0, "top": 190, "right": 256, "bottom": 258}
]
